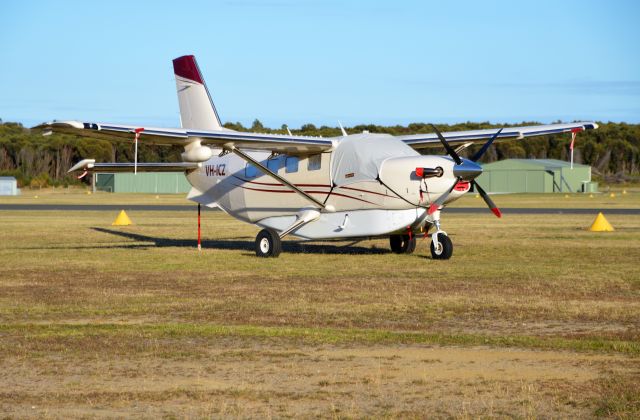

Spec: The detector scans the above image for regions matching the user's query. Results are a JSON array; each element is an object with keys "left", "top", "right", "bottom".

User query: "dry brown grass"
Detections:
[{"left": 0, "top": 202, "right": 639, "bottom": 417}]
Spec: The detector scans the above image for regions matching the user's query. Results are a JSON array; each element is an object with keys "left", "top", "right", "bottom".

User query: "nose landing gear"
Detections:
[
  {"left": 430, "top": 231, "right": 453, "bottom": 259},
  {"left": 428, "top": 211, "right": 453, "bottom": 260}
]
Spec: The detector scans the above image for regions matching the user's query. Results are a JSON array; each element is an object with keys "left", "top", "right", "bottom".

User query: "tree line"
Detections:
[{"left": 0, "top": 120, "right": 638, "bottom": 188}]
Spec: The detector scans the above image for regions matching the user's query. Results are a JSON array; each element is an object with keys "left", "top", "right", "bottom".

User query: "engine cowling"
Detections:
[{"left": 378, "top": 156, "right": 456, "bottom": 203}]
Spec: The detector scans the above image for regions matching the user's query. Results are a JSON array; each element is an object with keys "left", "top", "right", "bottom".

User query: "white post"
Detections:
[
  {"left": 570, "top": 148, "right": 574, "bottom": 169},
  {"left": 133, "top": 128, "right": 144, "bottom": 175},
  {"left": 570, "top": 132, "right": 576, "bottom": 170},
  {"left": 134, "top": 136, "right": 138, "bottom": 174}
]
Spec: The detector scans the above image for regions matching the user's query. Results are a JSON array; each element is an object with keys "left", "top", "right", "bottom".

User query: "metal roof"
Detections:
[{"left": 481, "top": 159, "right": 590, "bottom": 170}]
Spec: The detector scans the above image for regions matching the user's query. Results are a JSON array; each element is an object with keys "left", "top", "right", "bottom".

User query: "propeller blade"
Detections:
[
  {"left": 430, "top": 124, "right": 462, "bottom": 165},
  {"left": 428, "top": 178, "right": 460, "bottom": 214},
  {"left": 471, "top": 128, "right": 503, "bottom": 162},
  {"left": 473, "top": 181, "right": 502, "bottom": 218}
]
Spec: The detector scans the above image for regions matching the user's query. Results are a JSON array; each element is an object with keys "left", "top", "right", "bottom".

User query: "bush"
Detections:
[{"left": 29, "top": 173, "right": 51, "bottom": 189}]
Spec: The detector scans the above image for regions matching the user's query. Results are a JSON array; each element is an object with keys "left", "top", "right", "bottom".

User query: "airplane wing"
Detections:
[
  {"left": 33, "top": 120, "right": 334, "bottom": 154},
  {"left": 397, "top": 122, "right": 599, "bottom": 149}
]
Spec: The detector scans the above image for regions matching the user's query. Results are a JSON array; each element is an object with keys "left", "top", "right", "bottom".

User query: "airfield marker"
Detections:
[
  {"left": 112, "top": 210, "right": 132, "bottom": 226},
  {"left": 589, "top": 212, "right": 614, "bottom": 232}
]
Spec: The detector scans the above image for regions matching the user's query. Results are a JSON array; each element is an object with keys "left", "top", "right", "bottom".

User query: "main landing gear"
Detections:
[
  {"left": 389, "top": 234, "right": 416, "bottom": 254},
  {"left": 255, "top": 209, "right": 321, "bottom": 258},
  {"left": 255, "top": 228, "right": 282, "bottom": 258}
]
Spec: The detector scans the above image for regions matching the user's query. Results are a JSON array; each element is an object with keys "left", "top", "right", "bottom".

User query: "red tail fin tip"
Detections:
[{"left": 172, "top": 55, "right": 204, "bottom": 84}]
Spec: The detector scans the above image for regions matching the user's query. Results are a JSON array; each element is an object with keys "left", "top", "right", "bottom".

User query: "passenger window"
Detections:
[
  {"left": 308, "top": 154, "right": 321, "bottom": 171},
  {"left": 245, "top": 163, "right": 258, "bottom": 178},
  {"left": 285, "top": 156, "right": 299, "bottom": 173},
  {"left": 267, "top": 157, "right": 282, "bottom": 173}
]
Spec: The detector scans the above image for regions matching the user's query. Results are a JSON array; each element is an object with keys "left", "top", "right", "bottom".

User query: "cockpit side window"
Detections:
[{"left": 308, "top": 154, "right": 321, "bottom": 171}]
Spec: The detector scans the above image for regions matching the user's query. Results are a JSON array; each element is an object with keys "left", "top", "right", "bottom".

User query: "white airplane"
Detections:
[{"left": 35, "top": 55, "right": 598, "bottom": 258}]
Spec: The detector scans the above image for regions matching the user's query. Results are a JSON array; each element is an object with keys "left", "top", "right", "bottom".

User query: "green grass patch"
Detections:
[{"left": 3, "top": 323, "right": 639, "bottom": 355}]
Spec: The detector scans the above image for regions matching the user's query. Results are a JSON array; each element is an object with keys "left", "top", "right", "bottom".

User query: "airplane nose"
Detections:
[{"left": 453, "top": 159, "right": 482, "bottom": 180}]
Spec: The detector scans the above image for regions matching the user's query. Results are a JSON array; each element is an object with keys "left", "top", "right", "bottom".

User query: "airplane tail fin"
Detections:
[{"left": 173, "top": 55, "right": 223, "bottom": 130}]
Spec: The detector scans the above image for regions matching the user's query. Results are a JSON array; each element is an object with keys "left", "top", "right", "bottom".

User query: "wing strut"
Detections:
[{"left": 228, "top": 146, "right": 329, "bottom": 210}]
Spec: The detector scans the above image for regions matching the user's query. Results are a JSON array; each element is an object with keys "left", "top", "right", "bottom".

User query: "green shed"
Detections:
[
  {"left": 95, "top": 172, "right": 191, "bottom": 193},
  {"left": 475, "top": 159, "right": 597, "bottom": 193}
]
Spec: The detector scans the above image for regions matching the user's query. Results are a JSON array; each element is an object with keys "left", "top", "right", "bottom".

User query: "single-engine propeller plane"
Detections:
[{"left": 35, "top": 55, "right": 598, "bottom": 258}]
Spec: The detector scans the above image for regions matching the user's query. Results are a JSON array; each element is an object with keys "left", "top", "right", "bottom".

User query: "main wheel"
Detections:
[
  {"left": 430, "top": 234, "right": 453, "bottom": 260},
  {"left": 389, "top": 234, "right": 416, "bottom": 254},
  {"left": 255, "top": 228, "right": 282, "bottom": 258}
]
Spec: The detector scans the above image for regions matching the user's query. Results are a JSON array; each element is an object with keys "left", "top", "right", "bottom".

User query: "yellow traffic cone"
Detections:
[
  {"left": 622, "top": 189, "right": 628, "bottom": 195},
  {"left": 112, "top": 210, "right": 132, "bottom": 226},
  {"left": 588, "top": 212, "right": 614, "bottom": 232},
  {"left": 609, "top": 192, "right": 616, "bottom": 198},
  {"left": 564, "top": 194, "right": 569, "bottom": 198},
  {"left": 589, "top": 194, "right": 594, "bottom": 198}
]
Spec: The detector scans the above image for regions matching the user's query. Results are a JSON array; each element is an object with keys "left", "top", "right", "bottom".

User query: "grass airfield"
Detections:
[
  {"left": 1, "top": 189, "right": 639, "bottom": 417},
  {"left": 4, "top": 184, "right": 640, "bottom": 207}
]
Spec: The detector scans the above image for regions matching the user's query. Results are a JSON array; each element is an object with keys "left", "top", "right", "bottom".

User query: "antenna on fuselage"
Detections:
[
  {"left": 338, "top": 121, "right": 347, "bottom": 136},
  {"left": 285, "top": 125, "right": 293, "bottom": 136}
]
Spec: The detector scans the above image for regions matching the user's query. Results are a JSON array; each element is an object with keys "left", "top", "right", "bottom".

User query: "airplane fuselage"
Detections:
[{"left": 186, "top": 133, "right": 470, "bottom": 240}]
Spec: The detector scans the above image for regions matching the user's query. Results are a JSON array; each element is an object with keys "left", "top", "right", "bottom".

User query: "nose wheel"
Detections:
[
  {"left": 428, "top": 211, "right": 453, "bottom": 260},
  {"left": 430, "top": 232, "right": 453, "bottom": 259}
]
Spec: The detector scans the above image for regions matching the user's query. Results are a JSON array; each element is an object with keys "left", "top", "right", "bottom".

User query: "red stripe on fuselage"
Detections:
[
  {"left": 232, "top": 175, "right": 398, "bottom": 200},
  {"left": 231, "top": 183, "right": 380, "bottom": 206},
  {"left": 340, "top": 185, "right": 401, "bottom": 199},
  {"left": 231, "top": 175, "right": 330, "bottom": 188}
]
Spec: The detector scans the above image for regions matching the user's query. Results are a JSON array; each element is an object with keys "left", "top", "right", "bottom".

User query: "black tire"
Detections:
[
  {"left": 430, "top": 234, "right": 453, "bottom": 260},
  {"left": 405, "top": 236, "right": 417, "bottom": 254},
  {"left": 255, "top": 228, "right": 282, "bottom": 258},
  {"left": 389, "top": 234, "right": 417, "bottom": 254}
]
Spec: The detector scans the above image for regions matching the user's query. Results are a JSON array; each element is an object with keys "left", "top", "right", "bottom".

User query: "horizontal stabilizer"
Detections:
[{"left": 68, "top": 159, "right": 199, "bottom": 173}]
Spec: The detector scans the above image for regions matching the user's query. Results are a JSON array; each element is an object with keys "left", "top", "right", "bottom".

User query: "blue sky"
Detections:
[{"left": 1, "top": 0, "right": 639, "bottom": 128}]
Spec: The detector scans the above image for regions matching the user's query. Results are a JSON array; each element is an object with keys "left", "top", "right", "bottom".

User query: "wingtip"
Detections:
[
  {"left": 491, "top": 207, "right": 502, "bottom": 218},
  {"left": 68, "top": 159, "right": 96, "bottom": 173}
]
